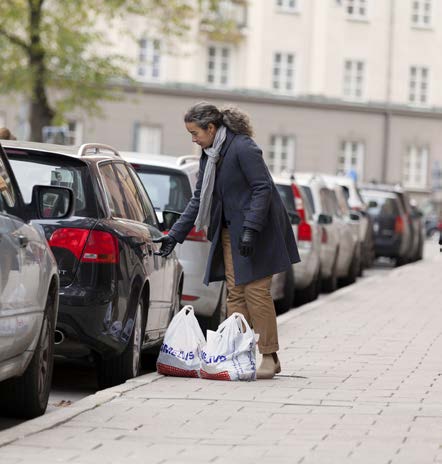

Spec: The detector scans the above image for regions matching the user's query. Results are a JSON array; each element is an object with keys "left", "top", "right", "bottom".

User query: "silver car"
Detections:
[
  {"left": 0, "top": 143, "right": 73, "bottom": 418},
  {"left": 121, "top": 152, "right": 227, "bottom": 330}
]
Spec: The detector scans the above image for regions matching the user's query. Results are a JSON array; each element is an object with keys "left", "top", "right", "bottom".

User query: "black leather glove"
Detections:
[
  {"left": 153, "top": 234, "right": 177, "bottom": 257},
  {"left": 239, "top": 227, "right": 257, "bottom": 257}
]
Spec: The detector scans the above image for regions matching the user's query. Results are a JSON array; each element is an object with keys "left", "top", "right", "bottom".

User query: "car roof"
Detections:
[
  {"left": 120, "top": 151, "right": 200, "bottom": 176},
  {"left": 360, "top": 182, "right": 405, "bottom": 193},
  {"left": 272, "top": 175, "right": 294, "bottom": 186},
  {"left": 1, "top": 140, "right": 125, "bottom": 163},
  {"left": 360, "top": 188, "right": 398, "bottom": 199}
]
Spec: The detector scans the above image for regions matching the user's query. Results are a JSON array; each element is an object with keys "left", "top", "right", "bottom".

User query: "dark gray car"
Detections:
[{"left": 0, "top": 143, "right": 73, "bottom": 418}]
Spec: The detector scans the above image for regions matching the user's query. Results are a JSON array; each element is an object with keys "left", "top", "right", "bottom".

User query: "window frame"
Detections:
[
  {"left": 267, "top": 134, "right": 296, "bottom": 175},
  {"left": 272, "top": 51, "right": 296, "bottom": 94},
  {"left": 275, "top": 0, "right": 300, "bottom": 14},
  {"left": 206, "top": 44, "right": 232, "bottom": 87},
  {"left": 411, "top": 0, "right": 433, "bottom": 29},
  {"left": 338, "top": 140, "right": 365, "bottom": 181},
  {"left": 343, "top": 59, "right": 365, "bottom": 100},
  {"left": 345, "top": 0, "right": 369, "bottom": 21},
  {"left": 408, "top": 65, "right": 430, "bottom": 106},
  {"left": 137, "top": 37, "right": 162, "bottom": 82},
  {"left": 402, "top": 145, "right": 429, "bottom": 189}
]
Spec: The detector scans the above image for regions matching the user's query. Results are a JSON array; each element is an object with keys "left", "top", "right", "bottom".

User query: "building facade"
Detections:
[{"left": 2, "top": 0, "right": 442, "bottom": 199}]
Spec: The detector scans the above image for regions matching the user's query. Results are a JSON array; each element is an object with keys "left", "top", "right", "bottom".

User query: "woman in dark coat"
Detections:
[{"left": 155, "top": 102, "right": 300, "bottom": 379}]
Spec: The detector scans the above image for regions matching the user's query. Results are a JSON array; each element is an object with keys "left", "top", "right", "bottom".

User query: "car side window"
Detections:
[
  {"left": 126, "top": 165, "right": 158, "bottom": 227},
  {"left": 113, "top": 163, "right": 146, "bottom": 223},
  {"left": 0, "top": 154, "right": 16, "bottom": 213},
  {"left": 100, "top": 163, "right": 127, "bottom": 218}
]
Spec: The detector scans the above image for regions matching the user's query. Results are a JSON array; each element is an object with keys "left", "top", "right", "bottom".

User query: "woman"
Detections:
[{"left": 155, "top": 102, "right": 300, "bottom": 379}]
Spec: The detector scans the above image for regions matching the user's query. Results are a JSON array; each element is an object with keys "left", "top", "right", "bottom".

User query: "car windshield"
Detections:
[
  {"left": 135, "top": 168, "right": 192, "bottom": 213},
  {"left": 6, "top": 149, "right": 98, "bottom": 217}
]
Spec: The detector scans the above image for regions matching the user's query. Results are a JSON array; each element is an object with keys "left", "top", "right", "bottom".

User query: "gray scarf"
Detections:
[{"left": 194, "top": 125, "right": 227, "bottom": 232}]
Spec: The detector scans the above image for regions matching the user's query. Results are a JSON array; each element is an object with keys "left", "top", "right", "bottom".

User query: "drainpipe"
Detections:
[{"left": 382, "top": 0, "right": 395, "bottom": 183}]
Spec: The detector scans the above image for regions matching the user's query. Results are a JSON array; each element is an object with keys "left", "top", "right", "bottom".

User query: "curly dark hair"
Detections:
[{"left": 184, "top": 101, "right": 253, "bottom": 137}]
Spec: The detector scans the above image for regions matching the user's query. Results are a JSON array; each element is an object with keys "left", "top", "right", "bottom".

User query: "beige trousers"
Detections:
[{"left": 221, "top": 228, "right": 279, "bottom": 354}]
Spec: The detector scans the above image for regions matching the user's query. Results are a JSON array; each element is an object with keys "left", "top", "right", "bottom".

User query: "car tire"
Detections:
[
  {"left": 322, "top": 253, "right": 338, "bottom": 293},
  {"left": 199, "top": 282, "right": 227, "bottom": 333},
  {"left": 340, "top": 248, "right": 359, "bottom": 287},
  {"left": 97, "top": 297, "right": 145, "bottom": 389},
  {"left": 0, "top": 292, "right": 55, "bottom": 419},
  {"left": 274, "top": 269, "right": 295, "bottom": 315}
]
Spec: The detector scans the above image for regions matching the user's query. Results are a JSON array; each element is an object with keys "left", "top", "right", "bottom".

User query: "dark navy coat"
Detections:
[{"left": 169, "top": 129, "right": 300, "bottom": 286}]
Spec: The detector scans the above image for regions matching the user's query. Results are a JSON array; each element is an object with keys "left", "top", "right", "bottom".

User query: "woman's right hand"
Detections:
[{"left": 153, "top": 234, "right": 177, "bottom": 257}]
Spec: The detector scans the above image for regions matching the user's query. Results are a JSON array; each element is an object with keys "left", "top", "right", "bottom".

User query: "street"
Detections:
[{"left": 0, "top": 243, "right": 427, "bottom": 434}]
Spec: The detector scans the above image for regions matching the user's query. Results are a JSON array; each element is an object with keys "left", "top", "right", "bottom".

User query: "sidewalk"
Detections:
[{"left": 1, "top": 246, "right": 442, "bottom": 464}]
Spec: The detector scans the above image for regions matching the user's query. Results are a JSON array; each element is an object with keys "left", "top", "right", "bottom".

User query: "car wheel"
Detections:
[
  {"left": 340, "top": 249, "right": 359, "bottom": 286},
  {"left": 0, "top": 292, "right": 55, "bottom": 419},
  {"left": 322, "top": 253, "right": 338, "bottom": 293},
  {"left": 97, "top": 298, "right": 145, "bottom": 389},
  {"left": 199, "top": 282, "right": 227, "bottom": 333},
  {"left": 274, "top": 269, "right": 295, "bottom": 315}
]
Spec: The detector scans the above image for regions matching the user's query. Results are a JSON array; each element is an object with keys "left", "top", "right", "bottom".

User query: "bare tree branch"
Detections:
[{"left": 0, "top": 27, "right": 28, "bottom": 50}]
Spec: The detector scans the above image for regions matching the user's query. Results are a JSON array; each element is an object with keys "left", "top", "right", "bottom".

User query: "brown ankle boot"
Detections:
[{"left": 256, "top": 353, "right": 281, "bottom": 379}]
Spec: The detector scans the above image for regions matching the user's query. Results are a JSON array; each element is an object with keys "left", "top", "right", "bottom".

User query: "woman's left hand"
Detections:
[{"left": 239, "top": 227, "right": 257, "bottom": 257}]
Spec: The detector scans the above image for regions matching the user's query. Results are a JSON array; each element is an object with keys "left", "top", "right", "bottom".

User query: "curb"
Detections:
[{"left": 0, "top": 373, "right": 163, "bottom": 447}]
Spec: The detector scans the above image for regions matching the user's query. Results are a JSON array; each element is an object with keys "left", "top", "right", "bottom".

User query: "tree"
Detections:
[{"left": 0, "top": 0, "right": 214, "bottom": 141}]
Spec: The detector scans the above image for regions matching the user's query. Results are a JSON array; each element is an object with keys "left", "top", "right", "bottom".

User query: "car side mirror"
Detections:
[
  {"left": 161, "top": 210, "right": 181, "bottom": 231},
  {"left": 31, "top": 185, "right": 75, "bottom": 220},
  {"left": 318, "top": 213, "right": 333, "bottom": 225},
  {"left": 349, "top": 212, "right": 361, "bottom": 221},
  {"left": 288, "top": 211, "right": 301, "bottom": 225}
]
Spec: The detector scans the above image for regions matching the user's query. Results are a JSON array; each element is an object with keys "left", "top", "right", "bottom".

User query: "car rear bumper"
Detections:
[
  {"left": 55, "top": 287, "right": 129, "bottom": 360},
  {"left": 295, "top": 248, "right": 320, "bottom": 289},
  {"left": 374, "top": 236, "right": 402, "bottom": 258}
]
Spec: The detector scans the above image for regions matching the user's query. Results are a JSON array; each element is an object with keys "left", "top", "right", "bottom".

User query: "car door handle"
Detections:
[{"left": 18, "top": 234, "right": 29, "bottom": 248}]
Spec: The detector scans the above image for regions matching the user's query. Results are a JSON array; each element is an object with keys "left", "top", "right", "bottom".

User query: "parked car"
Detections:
[
  {"left": 272, "top": 177, "right": 300, "bottom": 313},
  {"left": 332, "top": 175, "right": 375, "bottom": 269},
  {"left": 275, "top": 177, "right": 321, "bottom": 305},
  {"left": 322, "top": 175, "right": 363, "bottom": 278},
  {"left": 121, "top": 151, "right": 227, "bottom": 330},
  {"left": 0, "top": 142, "right": 74, "bottom": 418},
  {"left": 296, "top": 173, "right": 358, "bottom": 291},
  {"left": 4, "top": 141, "right": 183, "bottom": 389},
  {"left": 361, "top": 183, "right": 423, "bottom": 263},
  {"left": 360, "top": 188, "right": 411, "bottom": 265}
]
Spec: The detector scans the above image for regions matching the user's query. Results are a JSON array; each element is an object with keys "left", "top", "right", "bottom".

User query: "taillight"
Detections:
[
  {"left": 321, "top": 227, "right": 328, "bottom": 244},
  {"left": 186, "top": 226, "right": 208, "bottom": 242},
  {"left": 298, "top": 222, "right": 312, "bottom": 242},
  {"left": 49, "top": 228, "right": 119, "bottom": 263},
  {"left": 291, "top": 183, "right": 306, "bottom": 221},
  {"left": 182, "top": 295, "right": 200, "bottom": 301},
  {"left": 395, "top": 216, "right": 404, "bottom": 234},
  {"left": 438, "top": 221, "right": 442, "bottom": 231}
]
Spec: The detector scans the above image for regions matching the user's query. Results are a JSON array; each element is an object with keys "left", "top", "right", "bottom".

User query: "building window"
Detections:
[
  {"left": 207, "top": 45, "right": 231, "bottom": 87},
  {"left": 267, "top": 135, "right": 295, "bottom": 175},
  {"left": 411, "top": 0, "right": 432, "bottom": 27},
  {"left": 338, "top": 141, "right": 364, "bottom": 181},
  {"left": 272, "top": 53, "right": 295, "bottom": 93},
  {"left": 134, "top": 125, "right": 162, "bottom": 154},
  {"left": 276, "top": 0, "right": 299, "bottom": 13},
  {"left": 403, "top": 145, "right": 428, "bottom": 189},
  {"left": 343, "top": 59, "right": 365, "bottom": 99},
  {"left": 137, "top": 38, "right": 161, "bottom": 81},
  {"left": 346, "top": 0, "right": 368, "bottom": 19},
  {"left": 409, "top": 66, "right": 429, "bottom": 105}
]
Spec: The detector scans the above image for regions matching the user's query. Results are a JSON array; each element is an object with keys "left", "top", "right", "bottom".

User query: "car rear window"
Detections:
[
  {"left": 133, "top": 167, "right": 192, "bottom": 213},
  {"left": 6, "top": 149, "right": 98, "bottom": 217},
  {"left": 301, "top": 185, "right": 315, "bottom": 214},
  {"left": 363, "top": 194, "right": 399, "bottom": 216},
  {"left": 275, "top": 184, "right": 296, "bottom": 214}
]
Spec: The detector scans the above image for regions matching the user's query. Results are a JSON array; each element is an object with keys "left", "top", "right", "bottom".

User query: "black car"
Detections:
[
  {"left": 0, "top": 143, "right": 74, "bottom": 418},
  {"left": 4, "top": 141, "right": 183, "bottom": 388},
  {"left": 360, "top": 188, "right": 411, "bottom": 265}
]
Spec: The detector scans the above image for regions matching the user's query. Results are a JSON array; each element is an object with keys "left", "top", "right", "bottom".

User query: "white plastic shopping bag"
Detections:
[
  {"left": 157, "top": 305, "right": 205, "bottom": 378},
  {"left": 200, "top": 312, "right": 257, "bottom": 381}
]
